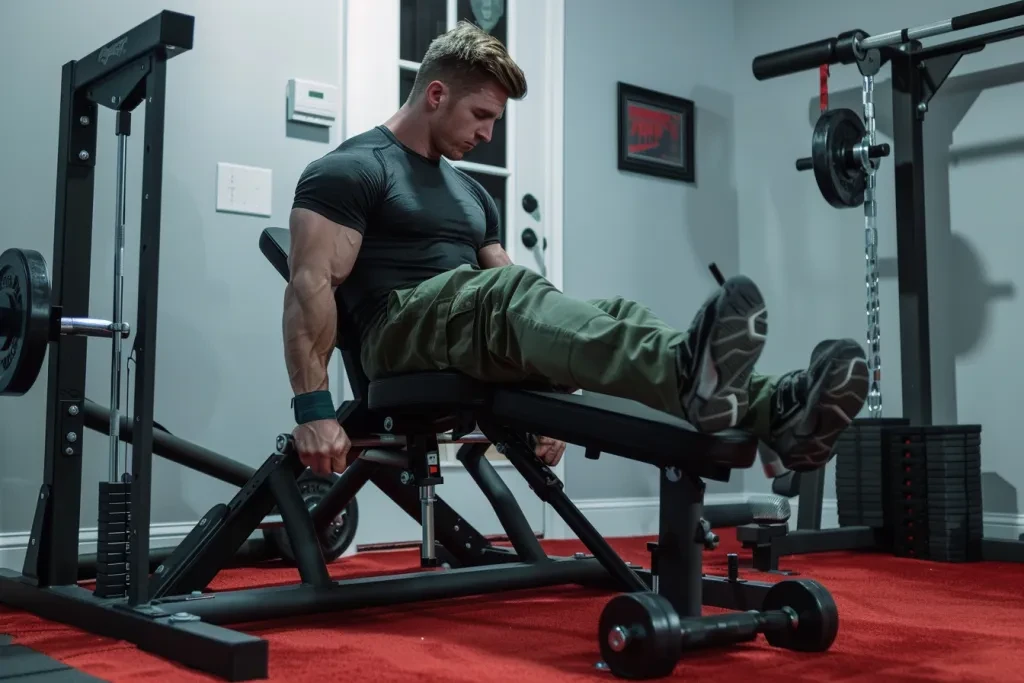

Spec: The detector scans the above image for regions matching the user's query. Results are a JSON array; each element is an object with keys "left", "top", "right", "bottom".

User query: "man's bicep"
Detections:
[{"left": 288, "top": 208, "right": 363, "bottom": 285}]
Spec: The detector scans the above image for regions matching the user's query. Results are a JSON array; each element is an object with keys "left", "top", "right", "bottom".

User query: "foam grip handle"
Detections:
[
  {"left": 951, "top": 1, "right": 1024, "bottom": 30},
  {"left": 752, "top": 38, "right": 837, "bottom": 80}
]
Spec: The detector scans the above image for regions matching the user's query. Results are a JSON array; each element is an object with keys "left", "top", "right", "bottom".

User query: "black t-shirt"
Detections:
[{"left": 292, "top": 125, "right": 501, "bottom": 340}]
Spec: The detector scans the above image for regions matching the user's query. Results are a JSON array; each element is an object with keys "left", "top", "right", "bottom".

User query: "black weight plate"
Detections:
[
  {"left": 811, "top": 108, "right": 868, "bottom": 208},
  {"left": 598, "top": 592, "right": 682, "bottom": 680},
  {"left": 264, "top": 473, "right": 358, "bottom": 564},
  {"left": 762, "top": 579, "right": 839, "bottom": 652},
  {"left": 0, "top": 249, "right": 51, "bottom": 396}
]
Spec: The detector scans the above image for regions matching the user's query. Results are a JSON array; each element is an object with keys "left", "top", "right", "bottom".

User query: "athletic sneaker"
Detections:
[
  {"left": 677, "top": 275, "right": 769, "bottom": 432},
  {"left": 767, "top": 338, "right": 870, "bottom": 471}
]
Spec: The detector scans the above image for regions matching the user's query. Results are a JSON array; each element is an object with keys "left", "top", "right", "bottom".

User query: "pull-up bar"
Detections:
[{"left": 752, "top": 1, "right": 1024, "bottom": 80}]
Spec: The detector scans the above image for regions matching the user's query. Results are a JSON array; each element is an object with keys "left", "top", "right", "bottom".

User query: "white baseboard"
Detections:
[
  {"left": 551, "top": 495, "right": 1024, "bottom": 542},
  {"left": 0, "top": 522, "right": 196, "bottom": 571},
  {"left": 545, "top": 493, "right": 749, "bottom": 540},
  {"left": 4, "top": 498, "right": 1021, "bottom": 569},
  {"left": 786, "top": 498, "right": 838, "bottom": 531}
]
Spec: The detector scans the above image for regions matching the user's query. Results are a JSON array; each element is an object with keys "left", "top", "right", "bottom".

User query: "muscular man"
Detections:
[{"left": 284, "top": 21, "right": 870, "bottom": 477}]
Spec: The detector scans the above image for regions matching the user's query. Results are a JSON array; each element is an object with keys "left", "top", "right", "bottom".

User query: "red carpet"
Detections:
[{"left": 4, "top": 534, "right": 1024, "bottom": 682}]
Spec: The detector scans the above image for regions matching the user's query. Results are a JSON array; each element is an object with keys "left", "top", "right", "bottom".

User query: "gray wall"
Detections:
[
  {"left": 0, "top": 0, "right": 340, "bottom": 562},
  {"left": 562, "top": 0, "right": 743, "bottom": 500},
  {"left": 734, "top": 0, "right": 1024, "bottom": 522}
]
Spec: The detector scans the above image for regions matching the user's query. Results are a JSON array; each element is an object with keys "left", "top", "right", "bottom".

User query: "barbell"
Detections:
[
  {"left": 797, "top": 107, "right": 890, "bottom": 208},
  {"left": 0, "top": 248, "right": 129, "bottom": 396}
]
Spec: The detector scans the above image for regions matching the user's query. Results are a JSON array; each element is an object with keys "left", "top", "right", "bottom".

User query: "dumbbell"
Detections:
[{"left": 597, "top": 579, "right": 839, "bottom": 679}]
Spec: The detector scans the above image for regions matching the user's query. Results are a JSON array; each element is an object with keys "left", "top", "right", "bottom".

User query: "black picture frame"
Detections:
[{"left": 617, "top": 82, "right": 695, "bottom": 183}]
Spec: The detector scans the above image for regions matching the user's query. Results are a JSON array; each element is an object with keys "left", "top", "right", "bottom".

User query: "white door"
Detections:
[{"left": 340, "top": 0, "right": 564, "bottom": 549}]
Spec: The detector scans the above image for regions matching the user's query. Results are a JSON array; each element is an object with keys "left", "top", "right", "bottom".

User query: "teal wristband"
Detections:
[{"left": 292, "top": 391, "right": 336, "bottom": 424}]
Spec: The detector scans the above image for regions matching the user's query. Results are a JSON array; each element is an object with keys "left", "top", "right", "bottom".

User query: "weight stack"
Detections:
[
  {"left": 834, "top": 418, "right": 910, "bottom": 531},
  {"left": 93, "top": 481, "right": 131, "bottom": 598},
  {"left": 883, "top": 425, "right": 984, "bottom": 563}
]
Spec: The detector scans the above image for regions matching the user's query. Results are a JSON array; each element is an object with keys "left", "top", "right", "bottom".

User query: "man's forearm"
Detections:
[
  {"left": 479, "top": 243, "right": 513, "bottom": 268},
  {"left": 283, "top": 271, "right": 338, "bottom": 395}
]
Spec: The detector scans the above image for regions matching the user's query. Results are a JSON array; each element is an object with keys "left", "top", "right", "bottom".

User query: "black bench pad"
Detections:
[
  {"left": 370, "top": 372, "right": 492, "bottom": 410},
  {"left": 491, "top": 387, "right": 757, "bottom": 470},
  {"left": 369, "top": 372, "right": 758, "bottom": 470}
]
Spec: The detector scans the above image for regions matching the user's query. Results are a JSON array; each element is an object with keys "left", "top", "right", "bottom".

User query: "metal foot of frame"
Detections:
[{"left": 0, "top": 570, "right": 266, "bottom": 681}]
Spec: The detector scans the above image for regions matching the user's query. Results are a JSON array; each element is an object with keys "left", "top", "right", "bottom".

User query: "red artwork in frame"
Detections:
[{"left": 618, "top": 82, "right": 695, "bottom": 183}]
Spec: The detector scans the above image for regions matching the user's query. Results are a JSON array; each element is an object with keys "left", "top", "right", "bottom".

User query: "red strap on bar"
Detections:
[{"left": 819, "top": 64, "right": 830, "bottom": 111}]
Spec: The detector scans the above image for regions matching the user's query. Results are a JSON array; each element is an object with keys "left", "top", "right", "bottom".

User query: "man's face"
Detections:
[{"left": 426, "top": 80, "right": 507, "bottom": 160}]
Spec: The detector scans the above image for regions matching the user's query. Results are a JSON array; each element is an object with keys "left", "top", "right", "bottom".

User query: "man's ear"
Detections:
[{"left": 424, "top": 80, "right": 447, "bottom": 110}]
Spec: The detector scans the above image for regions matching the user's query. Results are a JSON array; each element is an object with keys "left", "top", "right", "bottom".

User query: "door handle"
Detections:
[
  {"left": 520, "top": 227, "right": 547, "bottom": 251},
  {"left": 522, "top": 193, "right": 541, "bottom": 221},
  {"left": 520, "top": 227, "right": 547, "bottom": 277}
]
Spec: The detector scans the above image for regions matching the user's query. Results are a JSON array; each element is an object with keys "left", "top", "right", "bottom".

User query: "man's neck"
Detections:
[{"left": 383, "top": 107, "right": 440, "bottom": 160}]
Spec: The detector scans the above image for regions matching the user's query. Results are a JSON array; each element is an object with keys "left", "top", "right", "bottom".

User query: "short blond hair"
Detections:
[{"left": 409, "top": 21, "right": 527, "bottom": 102}]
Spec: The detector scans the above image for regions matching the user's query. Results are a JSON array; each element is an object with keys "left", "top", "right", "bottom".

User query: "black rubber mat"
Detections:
[{"left": 0, "top": 636, "right": 106, "bottom": 682}]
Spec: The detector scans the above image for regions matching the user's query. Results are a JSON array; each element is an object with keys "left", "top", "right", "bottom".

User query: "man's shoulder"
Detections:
[
  {"left": 303, "top": 127, "right": 392, "bottom": 180},
  {"left": 337, "top": 126, "right": 393, "bottom": 154}
]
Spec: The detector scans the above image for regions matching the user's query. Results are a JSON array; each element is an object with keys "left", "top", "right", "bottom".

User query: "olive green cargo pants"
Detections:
[{"left": 360, "top": 265, "right": 776, "bottom": 438}]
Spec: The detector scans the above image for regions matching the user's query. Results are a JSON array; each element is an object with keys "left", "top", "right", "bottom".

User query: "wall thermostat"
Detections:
[{"left": 286, "top": 78, "right": 338, "bottom": 128}]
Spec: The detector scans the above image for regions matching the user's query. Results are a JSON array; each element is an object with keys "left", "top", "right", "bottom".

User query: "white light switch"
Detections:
[{"left": 216, "top": 163, "right": 273, "bottom": 217}]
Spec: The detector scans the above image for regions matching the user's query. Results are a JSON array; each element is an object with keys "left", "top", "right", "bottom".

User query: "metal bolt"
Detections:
[
  {"left": 111, "top": 96, "right": 118, "bottom": 104},
  {"left": 65, "top": 447, "right": 74, "bottom": 455},
  {"left": 384, "top": 417, "right": 394, "bottom": 432},
  {"left": 453, "top": 525, "right": 460, "bottom": 532},
  {"left": 66, "top": 432, "right": 78, "bottom": 443},
  {"left": 169, "top": 612, "right": 200, "bottom": 622},
  {"left": 665, "top": 467, "right": 681, "bottom": 482},
  {"left": 465, "top": 543, "right": 471, "bottom": 549},
  {"left": 79, "top": 116, "right": 90, "bottom": 126},
  {"left": 199, "top": 517, "right": 208, "bottom": 526},
  {"left": 156, "top": 564, "right": 165, "bottom": 574},
  {"left": 917, "top": 102, "right": 928, "bottom": 113},
  {"left": 68, "top": 405, "right": 80, "bottom": 416},
  {"left": 400, "top": 471, "right": 413, "bottom": 485},
  {"left": 30, "top": 538, "right": 36, "bottom": 546},
  {"left": 78, "top": 150, "right": 90, "bottom": 161},
  {"left": 607, "top": 626, "right": 630, "bottom": 652}
]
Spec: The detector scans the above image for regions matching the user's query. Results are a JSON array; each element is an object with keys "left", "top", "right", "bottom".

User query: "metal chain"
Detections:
[{"left": 862, "top": 75, "right": 882, "bottom": 418}]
